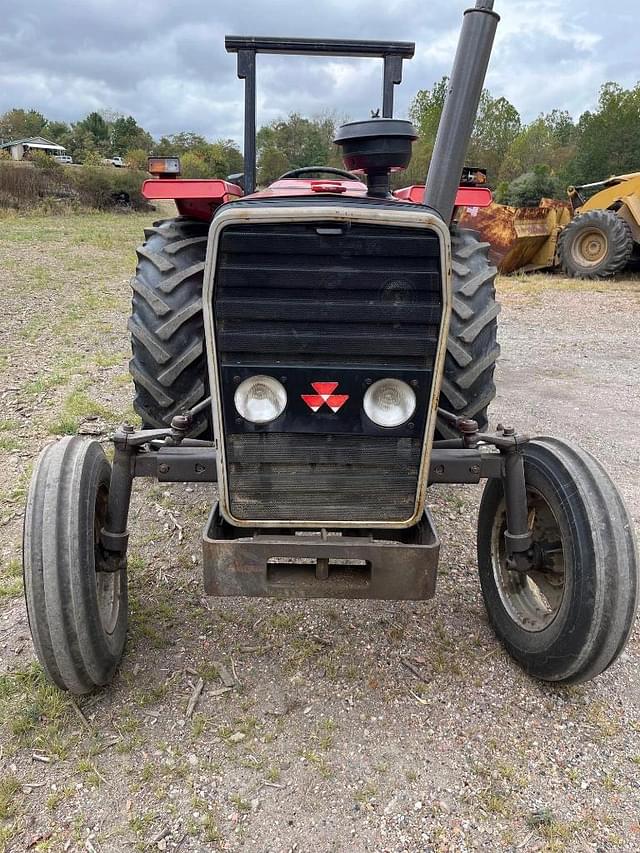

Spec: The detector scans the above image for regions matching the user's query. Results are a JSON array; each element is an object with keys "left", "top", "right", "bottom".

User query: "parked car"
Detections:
[
  {"left": 53, "top": 154, "right": 73, "bottom": 164},
  {"left": 103, "top": 155, "right": 125, "bottom": 167}
]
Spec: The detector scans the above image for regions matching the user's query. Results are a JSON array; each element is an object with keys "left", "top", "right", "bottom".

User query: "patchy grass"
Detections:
[
  {"left": 0, "top": 775, "right": 21, "bottom": 821},
  {"left": 0, "top": 662, "right": 74, "bottom": 756},
  {"left": 497, "top": 270, "right": 640, "bottom": 301},
  {"left": 0, "top": 557, "right": 23, "bottom": 604},
  {"left": 47, "top": 389, "right": 116, "bottom": 436}
]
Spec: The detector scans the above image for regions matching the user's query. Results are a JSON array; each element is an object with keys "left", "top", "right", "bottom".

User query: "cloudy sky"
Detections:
[{"left": 0, "top": 0, "right": 637, "bottom": 142}]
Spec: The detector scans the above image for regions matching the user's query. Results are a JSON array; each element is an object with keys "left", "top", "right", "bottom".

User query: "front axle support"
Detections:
[{"left": 97, "top": 417, "right": 536, "bottom": 587}]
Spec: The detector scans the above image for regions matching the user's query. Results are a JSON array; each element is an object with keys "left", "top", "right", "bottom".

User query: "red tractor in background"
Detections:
[{"left": 23, "top": 1, "right": 638, "bottom": 694}]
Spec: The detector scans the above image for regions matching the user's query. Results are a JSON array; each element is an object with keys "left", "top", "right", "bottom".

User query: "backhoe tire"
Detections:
[
  {"left": 437, "top": 228, "right": 500, "bottom": 439},
  {"left": 558, "top": 209, "right": 633, "bottom": 279},
  {"left": 129, "top": 217, "right": 211, "bottom": 437}
]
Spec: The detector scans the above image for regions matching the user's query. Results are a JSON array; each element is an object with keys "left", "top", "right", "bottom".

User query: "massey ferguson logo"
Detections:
[{"left": 301, "top": 382, "right": 349, "bottom": 413}]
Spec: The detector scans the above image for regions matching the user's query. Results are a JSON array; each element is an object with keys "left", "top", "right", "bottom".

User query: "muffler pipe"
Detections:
[{"left": 423, "top": 0, "right": 499, "bottom": 222}]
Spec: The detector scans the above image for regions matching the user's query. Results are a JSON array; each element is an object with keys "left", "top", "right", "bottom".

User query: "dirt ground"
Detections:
[{"left": 0, "top": 211, "right": 639, "bottom": 853}]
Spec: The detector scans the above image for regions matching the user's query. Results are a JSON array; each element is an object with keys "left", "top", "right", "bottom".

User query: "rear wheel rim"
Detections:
[
  {"left": 490, "top": 487, "right": 566, "bottom": 632},
  {"left": 572, "top": 227, "right": 607, "bottom": 267},
  {"left": 94, "top": 483, "right": 121, "bottom": 635}
]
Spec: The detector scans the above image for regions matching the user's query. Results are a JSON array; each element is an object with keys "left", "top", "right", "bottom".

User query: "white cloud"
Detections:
[{"left": 0, "top": 0, "right": 637, "bottom": 142}]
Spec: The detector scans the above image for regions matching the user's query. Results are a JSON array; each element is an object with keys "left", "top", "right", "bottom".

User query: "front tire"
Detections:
[
  {"left": 477, "top": 437, "right": 638, "bottom": 683},
  {"left": 558, "top": 209, "right": 633, "bottom": 279},
  {"left": 23, "top": 437, "right": 128, "bottom": 694}
]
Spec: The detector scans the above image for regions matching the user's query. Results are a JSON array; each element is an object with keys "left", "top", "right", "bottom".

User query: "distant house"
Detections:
[{"left": 0, "top": 136, "right": 66, "bottom": 161}]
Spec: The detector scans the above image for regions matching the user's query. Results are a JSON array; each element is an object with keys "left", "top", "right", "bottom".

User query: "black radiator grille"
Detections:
[
  {"left": 227, "top": 434, "right": 422, "bottom": 521},
  {"left": 213, "top": 217, "right": 443, "bottom": 522}
]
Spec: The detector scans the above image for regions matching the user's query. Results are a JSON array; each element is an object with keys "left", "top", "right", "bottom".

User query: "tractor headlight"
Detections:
[
  {"left": 364, "top": 378, "right": 416, "bottom": 428},
  {"left": 234, "top": 375, "right": 287, "bottom": 424}
]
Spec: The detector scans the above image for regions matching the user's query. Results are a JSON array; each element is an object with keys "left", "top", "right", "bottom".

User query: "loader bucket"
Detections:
[{"left": 459, "top": 198, "right": 571, "bottom": 273}]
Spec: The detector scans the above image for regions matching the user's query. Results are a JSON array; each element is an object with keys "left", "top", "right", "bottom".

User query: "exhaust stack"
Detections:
[{"left": 424, "top": 0, "right": 499, "bottom": 223}]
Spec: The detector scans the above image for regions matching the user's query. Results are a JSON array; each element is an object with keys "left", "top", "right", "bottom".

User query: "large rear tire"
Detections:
[
  {"left": 23, "top": 438, "right": 128, "bottom": 694},
  {"left": 477, "top": 437, "right": 638, "bottom": 683},
  {"left": 129, "top": 217, "right": 210, "bottom": 437},
  {"left": 437, "top": 228, "right": 500, "bottom": 438},
  {"left": 558, "top": 209, "right": 633, "bottom": 279}
]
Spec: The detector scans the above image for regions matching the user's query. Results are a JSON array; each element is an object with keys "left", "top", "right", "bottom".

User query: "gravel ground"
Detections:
[{"left": 0, "top": 213, "right": 638, "bottom": 853}]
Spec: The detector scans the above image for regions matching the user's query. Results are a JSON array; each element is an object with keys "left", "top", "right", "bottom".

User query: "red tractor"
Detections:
[{"left": 24, "top": 1, "right": 637, "bottom": 693}]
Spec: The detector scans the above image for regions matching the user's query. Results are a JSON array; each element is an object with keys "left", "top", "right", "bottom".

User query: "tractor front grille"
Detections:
[
  {"left": 212, "top": 214, "right": 444, "bottom": 524},
  {"left": 226, "top": 433, "right": 422, "bottom": 521}
]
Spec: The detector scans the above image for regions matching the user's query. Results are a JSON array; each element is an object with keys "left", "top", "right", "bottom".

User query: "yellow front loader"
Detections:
[
  {"left": 460, "top": 172, "right": 640, "bottom": 279},
  {"left": 560, "top": 172, "right": 640, "bottom": 277}
]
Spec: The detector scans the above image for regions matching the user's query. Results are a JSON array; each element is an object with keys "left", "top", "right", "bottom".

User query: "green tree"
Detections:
[
  {"left": 152, "top": 134, "right": 243, "bottom": 178},
  {"left": 216, "top": 139, "right": 244, "bottom": 175},
  {"left": 408, "top": 78, "right": 521, "bottom": 185},
  {"left": 256, "top": 113, "right": 338, "bottom": 184},
  {"left": 43, "top": 120, "right": 71, "bottom": 144},
  {"left": 564, "top": 82, "right": 640, "bottom": 185},
  {"left": 111, "top": 116, "right": 153, "bottom": 156},
  {"left": 75, "top": 111, "right": 110, "bottom": 154},
  {"left": 468, "top": 91, "right": 521, "bottom": 180},
  {"left": 0, "top": 108, "right": 47, "bottom": 140},
  {"left": 499, "top": 110, "right": 576, "bottom": 183},
  {"left": 404, "top": 77, "right": 448, "bottom": 185},
  {"left": 154, "top": 132, "right": 208, "bottom": 155},
  {"left": 498, "top": 164, "right": 563, "bottom": 207},
  {"left": 125, "top": 148, "right": 149, "bottom": 170},
  {"left": 257, "top": 148, "right": 289, "bottom": 184}
]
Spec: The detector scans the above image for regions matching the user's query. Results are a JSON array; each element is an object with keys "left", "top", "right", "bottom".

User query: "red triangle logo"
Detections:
[
  {"left": 326, "top": 394, "right": 349, "bottom": 412},
  {"left": 312, "top": 381, "right": 339, "bottom": 397},
  {"left": 301, "top": 394, "right": 324, "bottom": 412}
]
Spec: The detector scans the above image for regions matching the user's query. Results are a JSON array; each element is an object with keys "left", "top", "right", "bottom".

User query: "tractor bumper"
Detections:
[{"left": 202, "top": 504, "right": 440, "bottom": 600}]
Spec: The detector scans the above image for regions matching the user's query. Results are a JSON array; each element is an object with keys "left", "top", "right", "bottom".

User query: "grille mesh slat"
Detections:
[
  {"left": 227, "top": 434, "right": 420, "bottom": 520},
  {"left": 214, "top": 218, "right": 443, "bottom": 522}
]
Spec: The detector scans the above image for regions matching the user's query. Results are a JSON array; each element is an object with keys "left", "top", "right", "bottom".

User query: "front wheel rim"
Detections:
[
  {"left": 94, "top": 483, "right": 121, "bottom": 635},
  {"left": 572, "top": 227, "right": 607, "bottom": 268},
  {"left": 490, "top": 486, "right": 566, "bottom": 632}
]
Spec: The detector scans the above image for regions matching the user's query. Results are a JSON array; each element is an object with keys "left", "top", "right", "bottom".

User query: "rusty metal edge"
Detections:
[{"left": 202, "top": 503, "right": 440, "bottom": 600}]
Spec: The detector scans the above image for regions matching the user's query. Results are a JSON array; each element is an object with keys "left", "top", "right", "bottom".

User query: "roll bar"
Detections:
[{"left": 225, "top": 36, "right": 415, "bottom": 194}]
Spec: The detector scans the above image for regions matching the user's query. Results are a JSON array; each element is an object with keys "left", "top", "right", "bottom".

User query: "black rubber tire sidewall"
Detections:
[
  {"left": 558, "top": 209, "right": 633, "bottom": 279},
  {"left": 477, "top": 452, "right": 596, "bottom": 682},
  {"left": 129, "top": 217, "right": 210, "bottom": 437},
  {"left": 437, "top": 227, "right": 500, "bottom": 438},
  {"left": 23, "top": 438, "right": 128, "bottom": 693}
]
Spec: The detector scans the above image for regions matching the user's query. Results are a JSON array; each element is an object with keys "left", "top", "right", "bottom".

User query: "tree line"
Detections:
[
  {"left": 0, "top": 109, "right": 244, "bottom": 180},
  {"left": 2, "top": 77, "right": 639, "bottom": 204}
]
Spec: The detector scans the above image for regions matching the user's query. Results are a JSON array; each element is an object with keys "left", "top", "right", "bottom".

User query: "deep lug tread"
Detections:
[
  {"left": 127, "top": 318, "right": 172, "bottom": 365},
  {"left": 446, "top": 336, "right": 473, "bottom": 368},
  {"left": 129, "top": 359, "right": 174, "bottom": 407},
  {"left": 157, "top": 340, "right": 203, "bottom": 386},
  {"left": 452, "top": 295, "right": 474, "bottom": 321},
  {"left": 135, "top": 245, "right": 175, "bottom": 273},
  {"left": 459, "top": 302, "right": 501, "bottom": 344},
  {"left": 157, "top": 263, "right": 205, "bottom": 295},
  {"left": 437, "top": 228, "right": 499, "bottom": 437},
  {"left": 164, "top": 236, "right": 208, "bottom": 255},
  {"left": 129, "top": 218, "right": 212, "bottom": 437},
  {"left": 456, "top": 345, "right": 501, "bottom": 390},
  {"left": 458, "top": 266, "right": 495, "bottom": 298},
  {"left": 156, "top": 299, "right": 203, "bottom": 340},
  {"left": 130, "top": 278, "right": 171, "bottom": 316}
]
